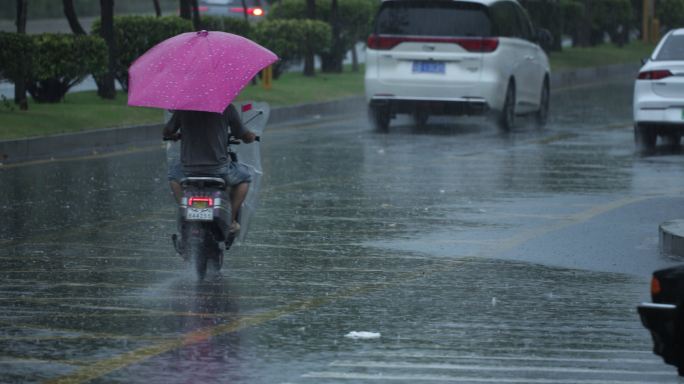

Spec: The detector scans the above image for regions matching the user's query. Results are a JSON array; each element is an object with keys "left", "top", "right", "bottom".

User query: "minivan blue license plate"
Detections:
[{"left": 412, "top": 61, "right": 445, "bottom": 74}]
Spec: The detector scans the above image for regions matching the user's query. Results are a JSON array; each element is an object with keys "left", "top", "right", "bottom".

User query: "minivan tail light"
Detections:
[
  {"left": 367, "top": 35, "right": 498, "bottom": 53},
  {"left": 457, "top": 38, "right": 499, "bottom": 53},
  {"left": 638, "top": 70, "right": 672, "bottom": 80}
]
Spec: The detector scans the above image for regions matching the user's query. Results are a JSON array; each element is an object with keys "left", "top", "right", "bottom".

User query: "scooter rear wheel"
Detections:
[{"left": 186, "top": 223, "right": 209, "bottom": 281}]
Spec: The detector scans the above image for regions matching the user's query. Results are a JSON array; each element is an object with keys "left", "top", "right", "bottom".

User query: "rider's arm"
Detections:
[
  {"left": 163, "top": 111, "right": 181, "bottom": 140},
  {"left": 225, "top": 104, "right": 256, "bottom": 143}
]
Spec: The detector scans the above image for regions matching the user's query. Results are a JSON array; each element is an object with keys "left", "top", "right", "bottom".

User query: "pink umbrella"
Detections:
[{"left": 127, "top": 30, "right": 277, "bottom": 113}]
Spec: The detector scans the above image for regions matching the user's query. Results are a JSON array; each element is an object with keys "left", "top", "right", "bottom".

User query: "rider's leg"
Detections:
[
  {"left": 169, "top": 180, "right": 183, "bottom": 204},
  {"left": 230, "top": 182, "right": 249, "bottom": 225}
]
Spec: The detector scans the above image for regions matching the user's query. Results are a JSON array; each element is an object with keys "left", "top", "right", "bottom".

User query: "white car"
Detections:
[
  {"left": 633, "top": 28, "right": 684, "bottom": 149},
  {"left": 364, "top": 0, "right": 551, "bottom": 131}
]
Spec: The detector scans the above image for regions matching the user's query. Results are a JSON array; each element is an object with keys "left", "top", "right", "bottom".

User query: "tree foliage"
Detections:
[
  {"left": 252, "top": 19, "right": 331, "bottom": 78},
  {"left": 657, "top": 0, "right": 684, "bottom": 32},
  {"left": 23, "top": 33, "right": 107, "bottom": 102},
  {"left": 269, "top": 0, "right": 375, "bottom": 72},
  {"left": 0, "top": 32, "right": 33, "bottom": 84},
  {"left": 92, "top": 15, "right": 193, "bottom": 90},
  {"left": 199, "top": 16, "right": 251, "bottom": 37}
]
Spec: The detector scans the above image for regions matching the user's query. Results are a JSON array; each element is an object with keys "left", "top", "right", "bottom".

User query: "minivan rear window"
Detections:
[
  {"left": 375, "top": 1, "right": 491, "bottom": 37},
  {"left": 655, "top": 34, "right": 684, "bottom": 61}
]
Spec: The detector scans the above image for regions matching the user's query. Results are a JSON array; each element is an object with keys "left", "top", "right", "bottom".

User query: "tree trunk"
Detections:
[
  {"left": 351, "top": 44, "right": 358, "bottom": 72},
  {"left": 241, "top": 0, "right": 249, "bottom": 21},
  {"left": 63, "top": 0, "right": 86, "bottom": 35},
  {"left": 190, "top": 0, "right": 201, "bottom": 29},
  {"left": 303, "top": 0, "right": 316, "bottom": 77},
  {"left": 15, "top": 0, "right": 28, "bottom": 110},
  {"left": 153, "top": 0, "right": 162, "bottom": 16},
  {"left": 575, "top": 0, "right": 593, "bottom": 47},
  {"left": 179, "top": 0, "right": 192, "bottom": 19},
  {"left": 303, "top": 49, "right": 315, "bottom": 77},
  {"left": 323, "top": 0, "right": 343, "bottom": 73},
  {"left": 98, "top": 0, "right": 116, "bottom": 99}
]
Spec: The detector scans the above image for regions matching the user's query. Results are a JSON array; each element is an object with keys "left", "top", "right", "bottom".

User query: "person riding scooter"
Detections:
[{"left": 163, "top": 103, "right": 257, "bottom": 234}]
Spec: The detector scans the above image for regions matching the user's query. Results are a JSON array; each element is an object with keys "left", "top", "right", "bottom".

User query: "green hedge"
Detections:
[
  {"left": 252, "top": 19, "right": 331, "bottom": 78},
  {"left": 199, "top": 16, "right": 252, "bottom": 37},
  {"left": 0, "top": 33, "right": 107, "bottom": 103},
  {"left": 268, "top": 0, "right": 375, "bottom": 71},
  {"left": 92, "top": 15, "right": 193, "bottom": 91},
  {"left": 0, "top": 32, "right": 34, "bottom": 84}
]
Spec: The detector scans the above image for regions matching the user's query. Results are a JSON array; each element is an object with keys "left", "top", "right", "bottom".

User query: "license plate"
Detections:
[
  {"left": 412, "top": 61, "right": 445, "bottom": 74},
  {"left": 186, "top": 208, "right": 213, "bottom": 221}
]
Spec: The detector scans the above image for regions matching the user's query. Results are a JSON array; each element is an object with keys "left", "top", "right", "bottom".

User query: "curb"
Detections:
[
  {"left": 0, "top": 63, "right": 640, "bottom": 165},
  {"left": 660, "top": 220, "right": 684, "bottom": 257}
]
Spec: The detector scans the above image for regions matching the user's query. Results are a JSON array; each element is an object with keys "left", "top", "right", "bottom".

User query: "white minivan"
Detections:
[{"left": 365, "top": 0, "right": 550, "bottom": 131}]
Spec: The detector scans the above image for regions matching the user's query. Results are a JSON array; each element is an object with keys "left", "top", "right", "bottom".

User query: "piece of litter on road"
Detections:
[{"left": 345, "top": 331, "right": 381, "bottom": 340}]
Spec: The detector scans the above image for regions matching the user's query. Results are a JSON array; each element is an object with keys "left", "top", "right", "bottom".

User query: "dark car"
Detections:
[
  {"left": 198, "top": 0, "right": 267, "bottom": 20},
  {"left": 638, "top": 265, "right": 684, "bottom": 375}
]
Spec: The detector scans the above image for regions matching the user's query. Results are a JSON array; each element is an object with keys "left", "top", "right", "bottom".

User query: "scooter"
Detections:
[
  {"left": 168, "top": 104, "right": 265, "bottom": 280},
  {"left": 173, "top": 146, "right": 237, "bottom": 280}
]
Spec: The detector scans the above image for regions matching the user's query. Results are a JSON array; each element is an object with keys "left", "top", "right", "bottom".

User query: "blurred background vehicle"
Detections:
[
  {"left": 364, "top": 0, "right": 551, "bottom": 132},
  {"left": 638, "top": 265, "right": 684, "bottom": 376},
  {"left": 633, "top": 28, "right": 684, "bottom": 150},
  {"left": 198, "top": 0, "right": 267, "bottom": 20}
]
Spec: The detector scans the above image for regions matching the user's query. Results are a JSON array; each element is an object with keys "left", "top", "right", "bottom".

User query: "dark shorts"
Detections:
[{"left": 168, "top": 161, "right": 252, "bottom": 187}]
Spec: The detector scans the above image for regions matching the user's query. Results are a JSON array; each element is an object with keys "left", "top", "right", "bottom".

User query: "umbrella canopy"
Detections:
[{"left": 128, "top": 30, "right": 277, "bottom": 113}]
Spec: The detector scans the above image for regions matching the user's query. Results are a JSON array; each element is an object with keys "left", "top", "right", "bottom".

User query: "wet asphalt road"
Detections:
[{"left": 3, "top": 79, "right": 684, "bottom": 383}]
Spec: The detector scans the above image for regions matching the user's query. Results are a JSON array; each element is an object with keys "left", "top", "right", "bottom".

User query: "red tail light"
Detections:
[
  {"left": 241, "top": 103, "right": 253, "bottom": 112},
  {"left": 188, "top": 197, "right": 213, "bottom": 207},
  {"left": 230, "top": 7, "right": 264, "bottom": 16},
  {"left": 638, "top": 70, "right": 673, "bottom": 80},
  {"left": 651, "top": 276, "right": 662, "bottom": 296},
  {"left": 367, "top": 35, "right": 499, "bottom": 53}
]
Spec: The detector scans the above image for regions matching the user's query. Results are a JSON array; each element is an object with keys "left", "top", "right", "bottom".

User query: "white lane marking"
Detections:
[
  {"left": 328, "top": 361, "right": 672, "bottom": 376},
  {"left": 350, "top": 353, "right": 663, "bottom": 365},
  {"left": 303, "top": 371, "right": 675, "bottom": 383}
]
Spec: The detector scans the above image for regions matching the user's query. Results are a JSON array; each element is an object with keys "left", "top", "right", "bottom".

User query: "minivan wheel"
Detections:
[
  {"left": 536, "top": 78, "right": 550, "bottom": 127},
  {"left": 663, "top": 133, "right": 682, "bottom": 147},
  {"left": 634, "top": 123, "right": 656, "bottom": 150},
  {"left": 369, "top": 105, "right": 390, "bottom": 132},
  {"left": 499, "top": 81, "right": 516, "bottom": 132},
  {"left": 413, "top": 109, "right": 429, "bottom": 128}
]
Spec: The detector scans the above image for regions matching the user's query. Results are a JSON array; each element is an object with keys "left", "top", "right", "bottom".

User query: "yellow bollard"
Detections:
[{"left": 262, "top": 65, "right": 272, "bottom": 90}]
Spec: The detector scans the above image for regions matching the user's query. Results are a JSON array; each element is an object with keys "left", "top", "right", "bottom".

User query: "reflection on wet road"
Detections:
[{"left": 2, "top": 80, "right": 684, "bottom": 383}]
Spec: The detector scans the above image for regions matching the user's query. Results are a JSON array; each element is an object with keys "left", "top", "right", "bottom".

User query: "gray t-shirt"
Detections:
[{"left": 165, "top": 104, "right": 247, "bottom": 174}]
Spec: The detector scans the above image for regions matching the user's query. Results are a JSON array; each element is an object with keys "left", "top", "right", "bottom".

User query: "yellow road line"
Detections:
[
  {"left": 43, "top": 263, "right": 460, "bottom": 384},
  {"left": 39, "top": 190, "right": 676, "bottom": 383},
  {"left": 0, "top": 145, "right": 163, "bottom": 170}
]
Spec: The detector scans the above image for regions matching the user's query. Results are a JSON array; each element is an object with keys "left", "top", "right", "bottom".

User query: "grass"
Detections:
[
  {"left": 0, "top": 66, "right": 365, "bottom": 141},
  {"left": 235, "top": 66, "right": 365, "bottom": 106},
  {"left": 0, "top": 91, "right": 162, "bottom": 140},
  {"left": 549, "top": 40, "right": 656, "bottom": 70},
  {"left": 0, "top": 41, "right": 657, "bottom": 141}
]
